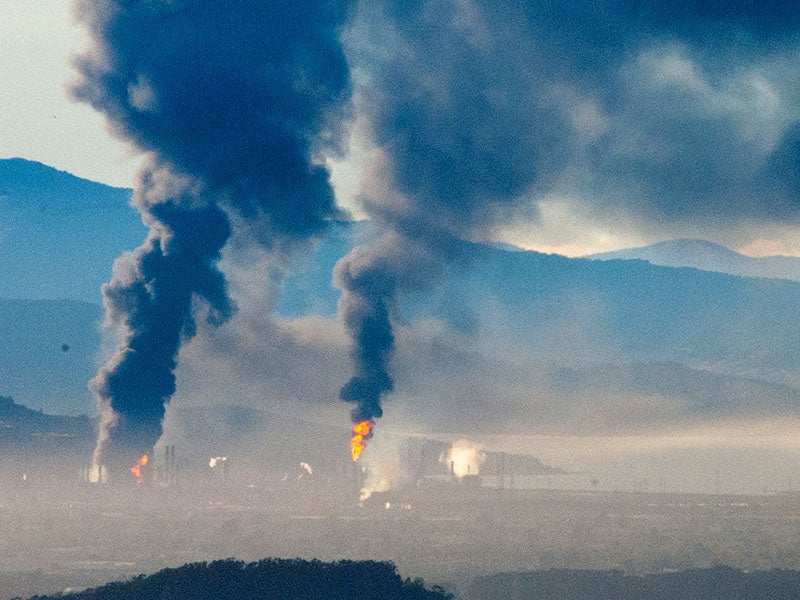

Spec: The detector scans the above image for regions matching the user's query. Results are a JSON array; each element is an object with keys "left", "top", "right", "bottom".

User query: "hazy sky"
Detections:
[
  {"left": 4, "top": 0, "right": 800, "bottom": 256},
  {"left": 0, "top": 0, "right": 142, "bottom": 187}
]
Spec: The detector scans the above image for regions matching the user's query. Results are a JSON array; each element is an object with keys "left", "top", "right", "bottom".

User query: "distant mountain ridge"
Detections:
[
  {"left": 0, "top": 158, "right": 146, "bottom": 303},
  {"left": 5, "top": 161, "right": 800, "bottom": 435},
  {"left": 0, "top": 395, "right": 91, "bottom": 444},
  {"left": 0, "top": 395, "right": 94, "bottom": 484},
  {"left": 587, "top": 238, "right": 800, "bottom": 282},
  {"left": 8, "top": 236, "right": 800, "bottom": 426},
  {"left": 0, "top": 157, "right": 128, "bottom": 198}
]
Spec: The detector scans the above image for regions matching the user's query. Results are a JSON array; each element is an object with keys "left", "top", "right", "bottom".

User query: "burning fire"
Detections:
[
  {"left": 350, "top": 420, "right": 374, "bottom": 462},
  {"left": 130, "top": 454, "right": 149, "bottom": 484}
]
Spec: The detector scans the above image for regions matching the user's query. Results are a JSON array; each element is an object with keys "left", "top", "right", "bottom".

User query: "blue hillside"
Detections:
[{"left": 0, "top": 158, "right": 146, "bottom": 303}]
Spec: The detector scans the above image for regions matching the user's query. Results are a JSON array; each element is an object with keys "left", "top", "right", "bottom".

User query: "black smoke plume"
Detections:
[
  {"left": 335, "top": 1, "right": 543, "bottom": 429},
  {"left": 334, "top": 236, "right": 438, "bottom": 423},
  {"left": 72, "top": 0, "right": 352, "bottom": 479},
  {"left": 334, "top": 246, "right": 395, "bottom": 423},
  {"left": 334, "top": 0, "right": 800, "bottom": 431},
  {"left": 92, "top": 173, "right": 232, "bottom": 475}
]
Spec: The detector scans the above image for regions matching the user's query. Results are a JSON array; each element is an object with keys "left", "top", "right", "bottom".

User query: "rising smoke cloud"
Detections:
[
  {"left": 71, "top": 0, "right": 353, "bottom": 477},
  {"left": 335, "top": 0, "right": 545, "bottom": 430},
  {"left": 90, "top": 168, "right": 232, "bottom": 476},
  {"left": 334, "top": 234, "right": 440, "bottom": 423},
  {"left": 69, "top": 0, "right": 800, "bottom": 472},
  {"left": 335, "top": 0, "right": 800, "bottom": 433}
]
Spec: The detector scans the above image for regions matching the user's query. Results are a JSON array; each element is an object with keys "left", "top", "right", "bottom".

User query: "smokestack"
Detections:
[
  {"left": 163, "top": 444, "right": 176, "bottom": 487},
  {"left": 72, "top": 0, "right": 354, "bottom": 480},
  {"left": 171, "top": 445, "right": 176, "bottom": 486},
  {"left": 164, "top": 445, "right": 170, "bottom": 486}
]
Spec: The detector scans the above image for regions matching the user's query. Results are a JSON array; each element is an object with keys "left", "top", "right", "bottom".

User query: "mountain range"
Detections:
[
  {"left": 2, "top": 158, "right": 800, "bottom": 438},
  {"left": 0, "top": 158, "right": 146, "bottom": 303},
  {"left": 588, "top": 238, "right": 800, "bottom": 282}
]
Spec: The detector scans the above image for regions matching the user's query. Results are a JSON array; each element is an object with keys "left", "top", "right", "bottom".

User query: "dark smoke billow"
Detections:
[
  {"left": 334, "top": 232, "right": 442, "bottom": 427},
  {"left": 72, "top": 0, "right": 353, "bottom": 479},
  {"left": 333, "top": 0, "right": 800, "bottom": 440},
  {"left": 70, "top": 0, "right": 800, "bottom": 473},
  {"left": 334, "top": 247, "right": 395, "bottom": 423},
  {"left": 332, "top": 0, "right": 800, "bottom": 433},
  {"left": 334, "top": 237, "right": 437, "bottom": 423},
  {"left": 91, "top": 174, "right": 232, "bottom": 477},
  {"left": 335, "top": 1, "right": 543, "bottom": 432}
]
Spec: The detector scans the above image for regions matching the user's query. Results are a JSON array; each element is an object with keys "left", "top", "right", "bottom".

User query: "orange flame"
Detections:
[
  {"left": 350, "top": 420, "right": 373, "bottom": 462},
  {"left": 130, "top": 454, "right": 149, "bottom": 484}
]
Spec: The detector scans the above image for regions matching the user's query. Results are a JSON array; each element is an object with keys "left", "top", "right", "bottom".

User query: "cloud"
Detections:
[
  {"left": 72, "top": 0, "right": 353, "bottom": 243},
  {"left": 341, "top": 0, "right": 800, "bottom": 247},
  {"left": 332, "top": 0, "right": 800, "bottom": 432}
]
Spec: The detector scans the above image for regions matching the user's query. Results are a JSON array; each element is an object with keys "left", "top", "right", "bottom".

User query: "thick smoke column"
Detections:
[
  {"left": 335, "top": 0, "right": 543, "bottom": 436},
  {"left": 72, "top": 0, "right": 352, "bottom": 479},
  {"left": 91, "top": 173, "right": 232, "bottom": 477},
  {"left": 335, "top": 234, "right": 439, "bottom": 427},
  {"left": 335, "top": 245, "right": 396, "bottom": 423}
]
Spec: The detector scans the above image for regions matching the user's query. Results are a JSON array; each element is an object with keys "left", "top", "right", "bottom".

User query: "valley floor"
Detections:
[{"left": 3, "top": 478, "right": 800, "bottom": 598}]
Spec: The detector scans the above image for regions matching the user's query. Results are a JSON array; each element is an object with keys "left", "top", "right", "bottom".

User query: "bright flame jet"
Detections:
[
  {"left": 130, "top": 454, "right": 149, "bottom": 484},
  {"left": 350, "top": 420, "right": 374, "bottom": 461}
]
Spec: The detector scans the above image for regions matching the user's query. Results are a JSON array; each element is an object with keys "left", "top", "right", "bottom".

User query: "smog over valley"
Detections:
[{"left": 5, "top": 1, "right": 800, "bottom": 598}]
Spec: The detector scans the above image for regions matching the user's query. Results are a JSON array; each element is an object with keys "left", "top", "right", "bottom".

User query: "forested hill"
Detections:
[{"left": 21, "top": 559, "right": 452, "bottom": 600}]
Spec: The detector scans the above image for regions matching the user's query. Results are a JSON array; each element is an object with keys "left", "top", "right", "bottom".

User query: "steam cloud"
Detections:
[
  {"left": 441, "top": 439, "right": 487, "bottom": 478},
  {"left": 71, "top": 0, "right": 353, "bottom": 478}
]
